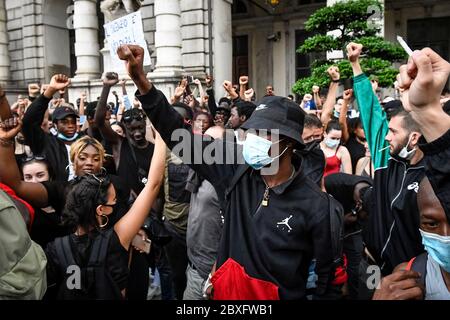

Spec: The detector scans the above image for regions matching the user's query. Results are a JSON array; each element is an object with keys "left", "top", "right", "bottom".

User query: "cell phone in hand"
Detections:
[
  {"left": 132, "top": 234, "right": 151, "bottom": 254},
  {"left": 186, "top": 75, "right": 194, "bottom": 85},
  {"left": 79, "top": 115, "right": 87, "bottom": 126}
]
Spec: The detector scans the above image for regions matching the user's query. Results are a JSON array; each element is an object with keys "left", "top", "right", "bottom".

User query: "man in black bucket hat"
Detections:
[{"left": 118, "top": 44, "right": 344, "bottom": 300}]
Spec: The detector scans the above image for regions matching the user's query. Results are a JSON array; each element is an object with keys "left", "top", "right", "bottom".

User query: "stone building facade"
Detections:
[{"left": 1, "top": 0, "right": 449, "bottom": 103}]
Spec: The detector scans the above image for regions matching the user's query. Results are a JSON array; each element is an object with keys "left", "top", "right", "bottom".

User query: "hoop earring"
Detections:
[{"left": 99, "top": 214, "right": 109, "bottom": 228}]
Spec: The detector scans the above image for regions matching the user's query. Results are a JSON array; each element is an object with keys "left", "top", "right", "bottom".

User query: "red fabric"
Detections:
[
  {"left": 211, "top": 258, "right": 279, "bottom": 300},
  {"left": 406, "top": 257, "right": 416, "bottom": 271},
  {"left": 324, "top": 154, "right": 341, "bottom": 178},
  {"left": 332, "top": 254, "right": 348, "bottom": 286},
  {"left": 0, "top": 182, "right": 35, "bottom": 230}
]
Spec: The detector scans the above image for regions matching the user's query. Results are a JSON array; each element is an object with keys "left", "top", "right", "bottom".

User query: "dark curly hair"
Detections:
[{"left": 61, "top": 174, "right": 112, "bottom": 232}]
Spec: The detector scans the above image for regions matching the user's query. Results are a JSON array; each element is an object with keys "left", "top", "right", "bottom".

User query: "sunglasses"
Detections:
[
  {"left": 123, "top": 114, "right": 146, "bottom": 124},
  {"left": 22, "top": 155, "right": 46, "bottom": 163}
]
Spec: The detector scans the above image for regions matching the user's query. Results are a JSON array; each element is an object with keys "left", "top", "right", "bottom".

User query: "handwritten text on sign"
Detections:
[{"left": 104, "top": 11, "right": 151, "bottom": 71}]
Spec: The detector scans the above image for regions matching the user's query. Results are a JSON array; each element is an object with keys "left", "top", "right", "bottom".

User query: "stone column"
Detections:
[
  {"left": 149, "top": 0, "right": 184, "bottom": 98},
  {"left": 0, "top": 0, "right": 9, "bottom": 83},
  {"left": 212, "top": 0, "right": 233, "bottom": 95},
  {"left": 73, "top": 0, "right": 101, "bottom": 80},
  {"left": 153, "top": 0, "right": 183, "bottom": 76}
]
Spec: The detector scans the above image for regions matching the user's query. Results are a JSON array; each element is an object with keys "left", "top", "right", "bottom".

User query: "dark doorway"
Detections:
[{"left": 232, "top": 35, "right": 249, "bottom": 85}]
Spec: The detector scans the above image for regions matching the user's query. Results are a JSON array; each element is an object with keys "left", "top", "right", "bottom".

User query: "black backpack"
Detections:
[{"left": 53, "top": 229, "right": 123, "bottom": 300}]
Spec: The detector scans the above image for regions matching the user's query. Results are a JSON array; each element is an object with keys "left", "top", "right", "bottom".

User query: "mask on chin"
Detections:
[{"left": 397, "top": 134, "right": 416, "bottom": 161}]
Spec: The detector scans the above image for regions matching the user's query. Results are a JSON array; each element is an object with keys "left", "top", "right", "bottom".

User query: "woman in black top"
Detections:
[{"left": 0, "top": 119, "right": 166, "bottom": 298}]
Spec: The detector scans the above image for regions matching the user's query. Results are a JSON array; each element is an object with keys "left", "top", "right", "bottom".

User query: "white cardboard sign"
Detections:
[{"left": 104, "top": 11, "right": 151, "bottom": 71}]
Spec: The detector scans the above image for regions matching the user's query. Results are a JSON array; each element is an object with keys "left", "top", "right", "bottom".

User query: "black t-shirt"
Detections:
[
  {"left": 41, "top": 175, "right": 130, "bottom": 227},
  {"left": 30, "top": 207, "right": 71, "bottom": 249},
  {"left": 45, "top": 229, "right": 129, "bottom": 292},
  {"left": 345, "top": 136, "right": 366, "bottom": 173},
  {"left": 117, "top": 139, "right": 155, "bottom": 197}
]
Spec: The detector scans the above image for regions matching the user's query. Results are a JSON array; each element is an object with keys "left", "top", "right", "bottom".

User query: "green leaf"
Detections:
[{"left": 293, "top": 0, "right": 403, "bottom": 95}]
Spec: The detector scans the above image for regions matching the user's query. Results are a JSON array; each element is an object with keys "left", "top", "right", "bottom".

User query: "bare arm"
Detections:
[
  {"left": 312, "top": 85, "right": 322, "bottom": 109},
  {"left": 239, "top": 76, "right": 248, "bottom": 100},
  {"left": 94, "top": 72, "right": 121, "bottom": 145},
  {"left": 223, "top": 81, "right": 239, "bottom": 100},
  {"left": 339, "top": 89, "right": 353, "bottom": 143},
  {"left": 0, "top": 86, "right": 12, "bottom": 120},
  {"left": 79, "top": 92, "right": 86, "bottom": 116},
  {"left": 114, "top": 131, "right": 166, "bottom": 250},
  {"left": 397, "top": 48, "right": 450, "bottom": 141},
  {"left": 194, "top": 79, "right": 204, "bottom": 99},
  {"left": 0, "top": 118, "right": 49, "bottom": 208},
  {"left": 321, "top": 66, "right": 340, "bottom": 127},
  {"left": 339, "top": 146, "right": 352, "bottom": 174}
]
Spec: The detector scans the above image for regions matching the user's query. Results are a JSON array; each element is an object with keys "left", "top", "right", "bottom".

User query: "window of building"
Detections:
[
  {"left": 232, "top": 0, "right": 248, "bottom": 14},
  {"left": 295, "top": 30, "right": 325, "bottom": 81},
  {"left": 232, "top": 35, "right": 249, "bottom": 85},
  {"left": 407, "top": 17, "right": 450, "bottom": 89}
]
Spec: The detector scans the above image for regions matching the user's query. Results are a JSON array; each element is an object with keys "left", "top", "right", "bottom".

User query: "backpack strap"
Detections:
[
  {"left": 54, "top": 236, "right": 77, "bottom": 272},
  {"left": 328, "top": 196, "right": 344, "bottom": 267},
  {"left": 224, "top": 164, "right": 250, "bottom": 201},
  {"left": 406, "top": 252, "right": 428, "bottom": 288},
  {"left": 88, "top": 229, "right": 114, "bottom": 266}
]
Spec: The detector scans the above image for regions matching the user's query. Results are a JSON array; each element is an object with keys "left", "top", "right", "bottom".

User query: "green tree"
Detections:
[{"left": 292, "top": 0, "right": 407, "bottom": 96}]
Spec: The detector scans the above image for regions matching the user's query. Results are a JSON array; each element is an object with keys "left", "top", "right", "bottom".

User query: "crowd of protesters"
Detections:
[{"left": 0, "top": 40, "right": 449, "bottom": 301}]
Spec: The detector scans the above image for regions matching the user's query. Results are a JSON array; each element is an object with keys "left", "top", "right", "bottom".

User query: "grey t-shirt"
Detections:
[
  {"left": 425, "top": 255, "right": 450, "bottom": 300},
  {"left": 186, "top": 178, "right": 222, "bottom": 280}
]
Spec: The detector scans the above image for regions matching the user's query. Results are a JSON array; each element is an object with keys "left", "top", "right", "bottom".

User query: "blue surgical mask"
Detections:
[
  {"left": 420, "top": 229, "right": 450, "bottom": 273},
  {"left": 324, "top": 137, "right": 340, "bottom": 149},
  {"left": 243, "top": 133, "right": 287, "bottom": 170},
  {"left": 333, "top": 110, "right": 340, "bottom": 118},
  {"left": 57, "top": 132, "right": 79, "bottom": 142}
]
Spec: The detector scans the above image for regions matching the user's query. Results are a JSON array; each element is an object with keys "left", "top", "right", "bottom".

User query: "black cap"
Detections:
[
  {"left": 241, "top": 96, "right": 306, "bottom": 146},
  {"left": 52, "top": 106, "right": 79, "bottom": 121},
  {"left": 383, "top": 99, "right": 403, "bottom": 120}
]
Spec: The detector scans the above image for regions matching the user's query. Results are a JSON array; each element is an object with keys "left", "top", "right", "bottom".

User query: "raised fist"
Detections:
[
  {"left": 312, "top": 85, "right": 320, "bottom": 94},
  {"left": 239, "top": 76, "right": 249, "bottom": 86},
  {"left": 327, "top": 66, "right": 340, "bottom": 81},
  {"left": 223, "top": 80, "right": 233, "bottom": 93},
  {"left": 346, "top": 42, "right": 363, "bottom": 63},
  {"left": 103, "top": 72, "right": 119, "bottom": 87},
  {"left": 49, "top": 74, "right": 70, "bottom": 91}
]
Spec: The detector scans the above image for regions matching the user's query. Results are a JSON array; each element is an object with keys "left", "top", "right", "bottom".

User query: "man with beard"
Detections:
[
  {"left": 22, "top": 74, "right": 82, "bottom": 181},
  {"left": 348, "top": 43, "right": 426, "bottom": 285}
]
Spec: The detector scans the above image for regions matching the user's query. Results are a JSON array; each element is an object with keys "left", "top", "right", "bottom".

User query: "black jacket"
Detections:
[
  {"left": 22, "top": 95, "right": 83, "bottom": 181},
  {"left": 419, "top": 129, "right": 450, "bottom": 223},
  {"left": 137, "top": 86, "right": 342, "bottom": 299},
  {"left": 363, "top": 156, "right": 425, "bottom": 275}
]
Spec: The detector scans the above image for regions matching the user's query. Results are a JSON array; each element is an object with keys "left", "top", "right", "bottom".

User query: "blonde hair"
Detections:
[{"left": 70, "top": 136, "right": 105, "bottom": 164}]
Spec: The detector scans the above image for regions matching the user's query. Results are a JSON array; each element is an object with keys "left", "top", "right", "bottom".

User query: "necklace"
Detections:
[{"left": 261, "top": 166, "right": 295, "bottom": 206}]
